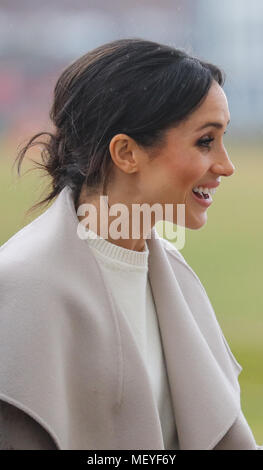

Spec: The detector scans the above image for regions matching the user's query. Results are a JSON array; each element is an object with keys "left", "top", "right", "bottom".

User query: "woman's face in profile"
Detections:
[{"left": 141, "top": 80, "right": 234, "bottom": 230}]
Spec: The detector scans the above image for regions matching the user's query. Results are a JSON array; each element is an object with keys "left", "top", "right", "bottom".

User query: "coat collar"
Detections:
[
  {"left": 0, "top": 185, "right": 246, "bottom": 450},
  {"left": 70, "top": 185, "right": 242, "bottom": 449},
  {"left": 147, "top": 229, "right": 242, "bottom": 449}
]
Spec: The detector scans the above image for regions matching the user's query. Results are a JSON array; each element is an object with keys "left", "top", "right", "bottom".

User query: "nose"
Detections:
[{"left": 211, "top": 147, "right": 235, "bottom": 177}]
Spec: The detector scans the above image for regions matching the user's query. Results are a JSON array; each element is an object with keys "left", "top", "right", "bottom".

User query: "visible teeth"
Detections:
[
  {"left": 193, "top": 186, "right": 217, "bottom": 196},
  {"left": 193, "top": 186, "right": 203, "bottom": 194}
]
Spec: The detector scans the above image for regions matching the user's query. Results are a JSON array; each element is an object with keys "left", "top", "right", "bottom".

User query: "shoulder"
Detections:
[
  {"left": 0, "top": 191, "right": 71, "bottom": 290},
  {"left": 0, "top": 188, "right": 82, "bottom": 286},
  {"left": 0, "top": 206, "right": 64, "bottom": 313},
  {"left": 0, "top": 195, "right": 92, "bottom": 323},
  {"left": 0, "top": 208, "right": 52, "bottom": 270}
]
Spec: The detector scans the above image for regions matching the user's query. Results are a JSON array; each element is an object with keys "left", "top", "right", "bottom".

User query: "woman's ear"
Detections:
[{"left": 109, "top": 134, "right": 140, "bottom": 175}]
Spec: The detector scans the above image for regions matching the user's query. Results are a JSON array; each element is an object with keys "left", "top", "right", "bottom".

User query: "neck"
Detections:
[{"left": 75, "top": 184, "right": 152, "bottom": 252}]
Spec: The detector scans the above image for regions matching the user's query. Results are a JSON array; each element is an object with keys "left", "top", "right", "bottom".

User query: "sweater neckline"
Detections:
[{"left": 84, "top": 228, "right": 149, "bottom": 267}]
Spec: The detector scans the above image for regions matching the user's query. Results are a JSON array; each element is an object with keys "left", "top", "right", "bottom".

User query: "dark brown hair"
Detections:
[{"left": 13, "top": 37, "right": 225, "bottom": 216}]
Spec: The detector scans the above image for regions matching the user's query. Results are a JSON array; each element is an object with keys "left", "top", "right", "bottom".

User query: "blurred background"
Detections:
[{"left": 1, "top": 0, "right": 262, "bottom": 444}]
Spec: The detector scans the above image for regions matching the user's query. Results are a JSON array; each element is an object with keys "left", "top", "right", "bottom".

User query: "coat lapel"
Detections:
[
  {"left": 147, "top": 226, "right": 244, "bottom": 449},
  {"left": 0, "top": 185, "right": 257, "bottom": 450},
  {"left": 0, "top": 186, "right": 165, "bottom": 450}
]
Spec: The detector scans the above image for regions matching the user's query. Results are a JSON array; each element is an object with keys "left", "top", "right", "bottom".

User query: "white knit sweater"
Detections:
[{"left": 84, "top": 229, "right": 179, "bottom": 450}]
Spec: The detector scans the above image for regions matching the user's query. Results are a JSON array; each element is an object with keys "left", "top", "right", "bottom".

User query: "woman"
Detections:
[{"left": 0, "top": 38, "right": 262, "bottom": 450}]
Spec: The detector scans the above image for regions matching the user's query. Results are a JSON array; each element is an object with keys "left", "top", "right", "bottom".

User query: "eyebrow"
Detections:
[{"left": 196, "top": 119, "right": 230, "bottom": 131}]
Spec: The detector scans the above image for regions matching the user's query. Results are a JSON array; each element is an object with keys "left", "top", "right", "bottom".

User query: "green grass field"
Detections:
[{"left": 1, "top": 140, "right": 263, "bottom": 444}]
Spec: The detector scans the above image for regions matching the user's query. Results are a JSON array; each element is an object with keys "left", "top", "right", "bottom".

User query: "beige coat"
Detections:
[{"left": 0, "top": 185, "right": 261, "bottom": 450}]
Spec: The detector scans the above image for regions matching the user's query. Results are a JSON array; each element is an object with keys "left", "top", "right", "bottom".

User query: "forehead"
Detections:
[{"left": 177, "top": 81, "right": 230, "bottom": 131}]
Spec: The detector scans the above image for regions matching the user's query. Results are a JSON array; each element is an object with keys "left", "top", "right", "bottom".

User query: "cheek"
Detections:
[
  {"left": 146, "top": 149, "right": 207, "bottom": 194},
  {"left": 165, "top": 157, "right": 203, "bottom": 189}
]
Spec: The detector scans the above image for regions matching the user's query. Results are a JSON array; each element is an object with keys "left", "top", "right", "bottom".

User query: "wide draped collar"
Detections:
[{"left": 0, "top": 185, "right": 252, "bottom": 450}]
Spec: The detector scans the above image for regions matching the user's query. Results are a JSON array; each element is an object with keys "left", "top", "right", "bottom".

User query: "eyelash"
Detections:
[
  {"left": 198, "top": 137, "right": 214, "bottom": 148},
  {"left": 197, "top": 131, "right": 227, "bottom": 149}
]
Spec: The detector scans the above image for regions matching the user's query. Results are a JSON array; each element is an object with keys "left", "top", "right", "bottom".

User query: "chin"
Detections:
[{"left": 185, "top": 213, "right": 208, "bottom": 230}]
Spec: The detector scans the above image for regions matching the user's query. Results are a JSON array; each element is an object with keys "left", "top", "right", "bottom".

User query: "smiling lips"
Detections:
[
  {"left": 191, "top": 189, "right": 212, "bottom": 207},
  {"left": 192, "top": 186, "right": 216, "bottom": 198},
  {"left": 191, "top": 180, "right": 220, "bottom": 206},
  {"left": 191, "top": 182, "right": 220, "bottom": 207}
]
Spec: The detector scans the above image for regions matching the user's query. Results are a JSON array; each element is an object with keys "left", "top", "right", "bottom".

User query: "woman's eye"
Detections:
[
  {"left": 197, "top": 131, "right": 227, "bottom": 149},
  {"left": 197, "top": 137, "right": 214, "bottom": 148}
]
